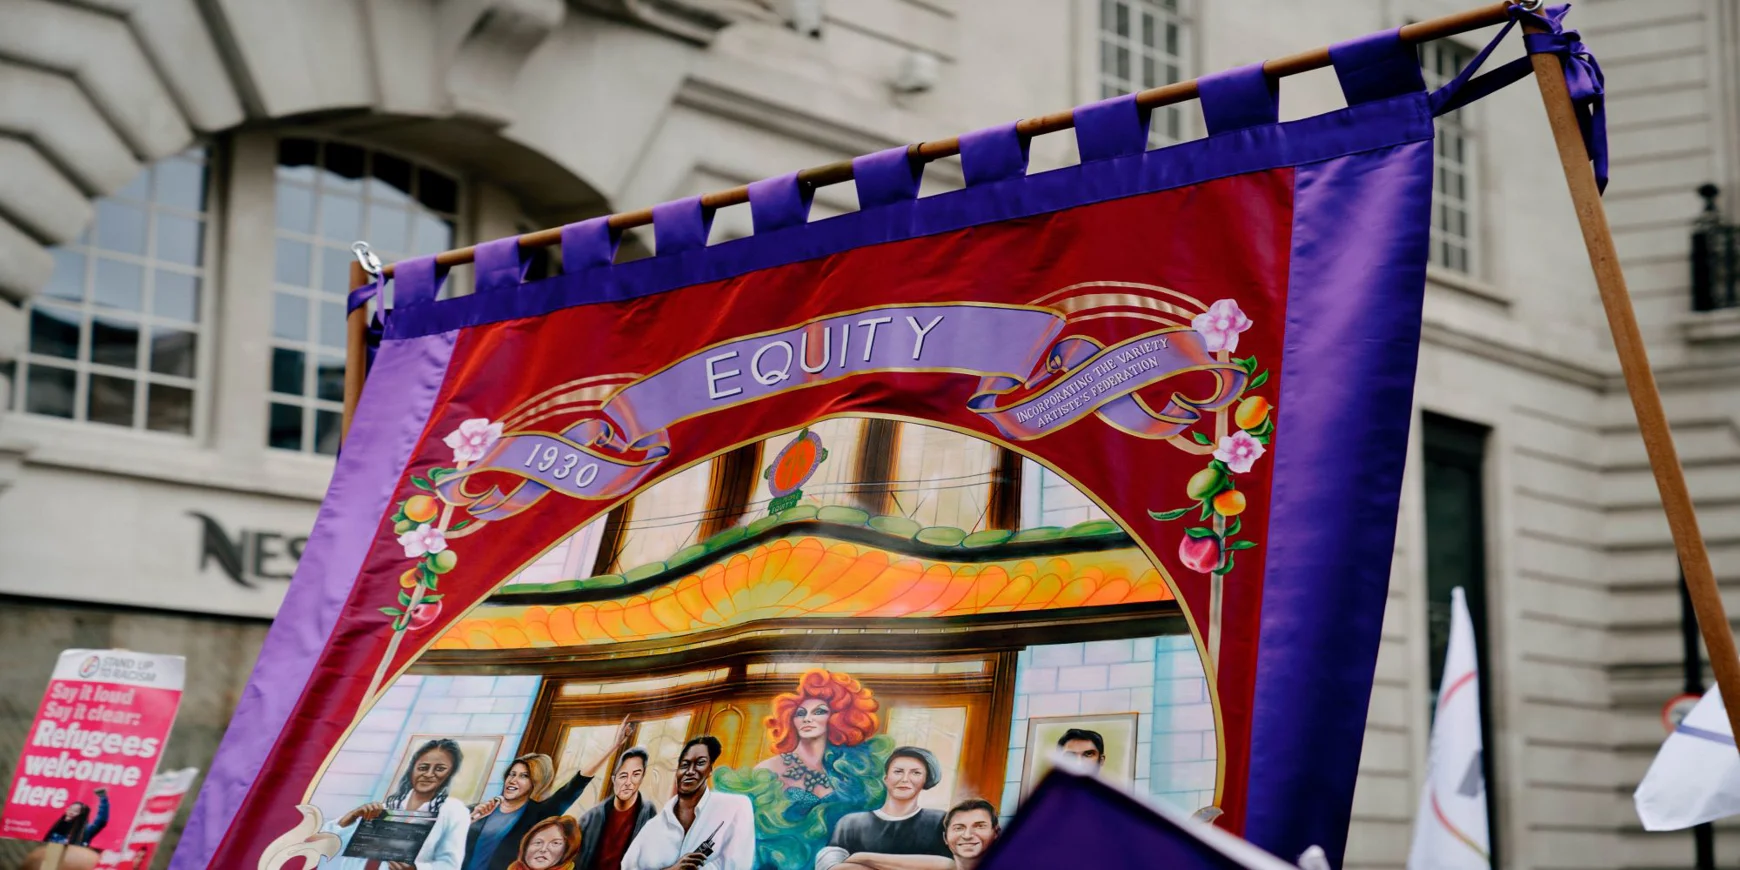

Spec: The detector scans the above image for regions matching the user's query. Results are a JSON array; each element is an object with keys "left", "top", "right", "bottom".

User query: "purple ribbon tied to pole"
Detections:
[
  {"left": 1518, "top": 4, "right": 1606, "bottom": 193},
  {"left": 1427, "top": 3, "right": 1608, "bottom": 193}
]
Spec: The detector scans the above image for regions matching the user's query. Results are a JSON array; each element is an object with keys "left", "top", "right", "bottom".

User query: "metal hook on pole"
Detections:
[{"left": 351, "top": 241, "right": 383, "bottom": 280}]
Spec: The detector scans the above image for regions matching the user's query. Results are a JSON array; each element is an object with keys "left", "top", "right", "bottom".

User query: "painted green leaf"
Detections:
[
  {"left": 1184, "top": 526, "right": 1217, "bottom": 539},
  {"left": 1198, "top": 502, "right": 1213, "bottom": 522},
  {"left": 422, "top": 594, "right": 444, "bottom": 603},
  {"left": 1228, "top": 540, "right": 1258, "bottom": 550},
  {"left": 1248, "top": 371, "right": 1269, "bottom": 390},
  {"left": 1065, "top": 519, "right": 1122, "bottom": 537},
  {"left": 624, "top": 562, "right": 667, "bottom": 582},
  {"left": 915, "top": 526, "right": 968, "bottom": 547},
  {"left": 1191, "top": 431, "right": 1212, "bottom": 446},
  {"left": 379, "top": 606, "right": 402, "bottom": 617},
  {"left": 817, "top": 505, "right": 871, "bottom": 526},
  {"left": 962, "top": 529, "right": 1014, "bottom": 548},
  {"left": 1226, "top": 518, "right": 1242, "bottom": 537},
  {"left": 1214, "top": 552, "right": 1237, "bottom": 575},
  {"left": 1149, "top": 508, "right": 1191, "bottom": 521},
  {"left": 869, "top": 515, "right": 922, "bottom": 538},
  {"left": 703, "top": 526, "right": 749, "bottom": 551},
  {"left": 411, "top": 476, "right": 433, "bottom": 491},
  {"left": 669, "top": 544, "right": 709, "bottom": 567},
  {"left": 746, "top": 514, "right": 782, "bottom": 537},
  {"left": 450, "top": 519, "right": 472, "bottom": 531},
  {"left": 398, "top": 590, "right": 412, "bottom": 606},
  {"left": 775, "top": 505, "right": 820, "bottom": 523}
]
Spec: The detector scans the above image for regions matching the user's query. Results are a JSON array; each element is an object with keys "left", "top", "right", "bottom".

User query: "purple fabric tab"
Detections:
[
  {"left": 473, "top": 236, "right": 529, "bottom": 294},
  {"left": 392, "top": 255, "right": 442, "bottom": 309},
  {"left": 170, "top": 329, "right": 458, "bottom": 870},
  {"left": 1244, "top": 139, "right": 1432, "bottom": 866},
  {"left": 1329, "top": 28, "right": 1424, "bottom": 105},
  {"left": 560, "top": 217, "right": 620, "bottom": 270},
  {"left": 653, "top": 196, "right": 713, "bottom": 255},
  {"left": 853, "top": 146, "right": 923, "bottom": 209},
  {"left": 749, "top": 173, "right": 813, "bottom": 233},
  {"left": 1073, "top": 93, "right": 1149, "bottom": 162},
  {"left": 959, "top": 122, "right": 1030, "bottom": 186},
  {"left": 389, "top": 95, "right": 1435, "bottom": 339},
  {"left": 1198, "top": 63, "right": 1279, "bottom": 135}
]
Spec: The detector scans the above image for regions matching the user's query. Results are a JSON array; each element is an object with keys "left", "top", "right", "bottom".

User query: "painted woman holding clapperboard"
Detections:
[
  {"left": 42, "top": 786, "right": 108, "bottom": 847},
  {"left": 323, "top": 738, "right": 471, "bottom": 870}
]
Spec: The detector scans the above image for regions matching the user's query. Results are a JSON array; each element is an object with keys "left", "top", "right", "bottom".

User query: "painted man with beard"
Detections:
[
  {"left": 621, "top": 736, "right": 754, "bottom": 870},
  {"left": 814, "top": 747, "right": 952, "bottom": 870}
]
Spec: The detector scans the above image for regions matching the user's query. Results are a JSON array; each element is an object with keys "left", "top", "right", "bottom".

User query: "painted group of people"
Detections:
[
  {"left": 318, "top": 666, "right": 1111, "bottom": 870},
  {"left": 320, "top": 726, "right": 1006, "bottom": 870},
  {"left": 322, "top": 721, "right": 754, "bottom": 870},
  {"left": 322, "top": 720, "right": 640, "bottom": 870}
]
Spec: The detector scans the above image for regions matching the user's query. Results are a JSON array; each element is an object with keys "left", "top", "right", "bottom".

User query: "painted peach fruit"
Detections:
[
  {"left": 1234, "top": 396, "right": 1271, "bottom": 431},
  {"left": 404, "top": 495, "right": 440, "bottom": 523}
]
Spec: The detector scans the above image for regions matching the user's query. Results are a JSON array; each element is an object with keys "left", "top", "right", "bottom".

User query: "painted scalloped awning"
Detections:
[{"left": 433, "top": 536, "right": 1172, "bottom": 651}]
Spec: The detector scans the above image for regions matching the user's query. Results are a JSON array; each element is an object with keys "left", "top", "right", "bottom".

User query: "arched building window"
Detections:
[
  {"left": 16, "top": 149, "right": 214, "bottom": 434},
  {"left": 267, "top": 138, "right": 460, "bottom": 455}
]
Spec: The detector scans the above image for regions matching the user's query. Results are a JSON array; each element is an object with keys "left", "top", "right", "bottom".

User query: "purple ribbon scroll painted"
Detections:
[{"left": 437, "top": 302, "right": 1246, "bottom": 521}]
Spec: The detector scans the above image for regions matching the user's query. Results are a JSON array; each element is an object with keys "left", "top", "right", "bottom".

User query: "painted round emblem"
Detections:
[
  {"left": 78, "top": 655, "right": 101, "bottom": 678},
  {"left": 767, "top": 429, "right": 826, "bottom": 497}
]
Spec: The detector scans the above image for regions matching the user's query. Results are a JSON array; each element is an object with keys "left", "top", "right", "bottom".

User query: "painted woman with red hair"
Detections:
[
  {"left": 754, "top": 669, "right": 881, "bottom": 799},
  {"left": 717, "top": 669, "right": 898, "bottom": 870}
]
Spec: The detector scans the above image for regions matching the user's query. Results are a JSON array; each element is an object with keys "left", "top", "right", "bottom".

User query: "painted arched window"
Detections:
[{"left": 268, "top": 138, "right": 461, "bottom": 455}]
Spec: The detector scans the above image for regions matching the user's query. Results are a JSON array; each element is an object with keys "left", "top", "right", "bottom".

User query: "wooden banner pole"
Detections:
[
  {"left": 341, "top": 259, "right": 369, "bottom": 442},
  {"left": 1524, "top": 28, "right": 1740, "bottom": 742}
]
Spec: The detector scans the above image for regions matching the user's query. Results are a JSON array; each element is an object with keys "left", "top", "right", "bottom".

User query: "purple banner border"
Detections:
[
  {"left": 1243, "top": 141, "right": 1432, "bottom": 864},
  {"left": 171, "top": 330, "right": 458, "bottom": 870}
]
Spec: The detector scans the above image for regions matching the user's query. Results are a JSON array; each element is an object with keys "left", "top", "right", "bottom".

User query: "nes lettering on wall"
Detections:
[{"left": 189, "top": 512, "right": 307, "bottom": 589}]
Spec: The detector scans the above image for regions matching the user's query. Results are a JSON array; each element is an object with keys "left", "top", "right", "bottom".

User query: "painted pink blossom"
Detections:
[
  {"left": 1192, "top": 299, "right": 1253, "bottom": 353},
  {"left": 444, "top": 417, "right": 503, "bottom": 464},
  {"left": 398, "top": 523, "right": 447, "bottom": 558},
  {"left": 1214, "top": 430, "right": 1266, "bottom": 474}
]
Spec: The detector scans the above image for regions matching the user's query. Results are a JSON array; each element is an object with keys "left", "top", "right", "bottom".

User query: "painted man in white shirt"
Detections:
[{"left": 621, "top": 736, "right": 755, "bottom": 870}]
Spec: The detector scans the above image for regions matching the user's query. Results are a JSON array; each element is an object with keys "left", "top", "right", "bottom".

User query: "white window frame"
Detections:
[
  {"left": 1080, "top": 0, "right": 1195, "bottom": 148},
  {"left": 13, "top": 147, "right": 223, "bottom": 441},
  {"left": 1419, "top": 37, "right": 1482, "bottom": 277},
  {"left": 265, "top": 133, "right": 469, "bottom": 456}
]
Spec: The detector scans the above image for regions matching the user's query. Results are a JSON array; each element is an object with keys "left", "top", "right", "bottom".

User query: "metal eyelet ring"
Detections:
[{"left": 1514, "top": 0, "right": 1545, "bottom": 11}]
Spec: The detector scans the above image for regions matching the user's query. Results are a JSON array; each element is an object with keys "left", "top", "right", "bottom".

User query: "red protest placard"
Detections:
[
  {"left": 93, "top": 768, "right": 199, "bottom": 870},
  {"left": 1, "top": 650, "right": 185, "bottom": 853}
]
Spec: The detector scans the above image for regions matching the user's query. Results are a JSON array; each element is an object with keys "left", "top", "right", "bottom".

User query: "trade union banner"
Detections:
[{"left": 176, "top": 28, "right": 1439, "bottom": 870}]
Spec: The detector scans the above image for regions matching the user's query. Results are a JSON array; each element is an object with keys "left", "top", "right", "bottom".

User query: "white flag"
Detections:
[
  {"left": 1635, "top": 686, "right": 1740, "bottom": 830},
  {"left": 1407, "top": 587, "right": 1490, "bottom": 870}
]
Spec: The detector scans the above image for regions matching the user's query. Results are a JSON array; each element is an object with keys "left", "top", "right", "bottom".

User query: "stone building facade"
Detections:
[{"left": 0, "top": 0, "right": 1737, "bottom": 867}]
